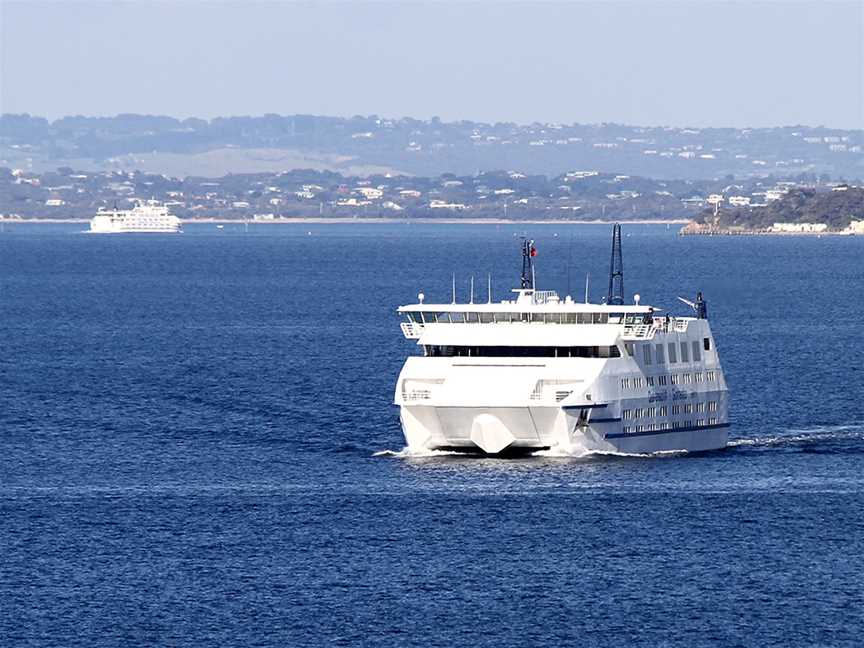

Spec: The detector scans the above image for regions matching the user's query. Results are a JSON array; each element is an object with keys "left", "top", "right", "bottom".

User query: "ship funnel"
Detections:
[{"left": 606, "top": 224, "right": 624, "bottom": 305}]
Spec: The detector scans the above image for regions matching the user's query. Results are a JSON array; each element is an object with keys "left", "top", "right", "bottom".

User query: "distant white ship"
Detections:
[
  {"left": 89, "top": 200, "right": 182, "bottom": 233},
  {"left": 394, "top": 225, "right": 730, "bottom": 455}
]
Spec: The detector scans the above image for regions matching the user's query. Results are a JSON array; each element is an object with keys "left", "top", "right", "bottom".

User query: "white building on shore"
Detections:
[{"left": 770, "top": 222, "right": 828, "bottom": 233}]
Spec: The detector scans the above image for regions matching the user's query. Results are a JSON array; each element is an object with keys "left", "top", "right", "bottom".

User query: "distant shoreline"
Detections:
[{"left": 1, "top": 217, "right": 691, "bottom": 225}]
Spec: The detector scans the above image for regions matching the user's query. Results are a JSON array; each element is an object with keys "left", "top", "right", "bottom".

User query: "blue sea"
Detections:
[{"left": 1, "top": 222, "right": 863, "bottom": 647}]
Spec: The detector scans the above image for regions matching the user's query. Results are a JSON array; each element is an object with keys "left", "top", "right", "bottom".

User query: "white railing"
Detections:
[
  {"left": 403, "top": 389, "right": 432, "bottom": 401},
  {"left": 623, "top": 323, "right": 653, "bottom": 339},
  {"left": 532, "top": 290, "right": 559, "bottom": 305},
  {"left": 400, "top": 321, "right": 423, "bottom": 339},
  {"left": 623, "top": 318, "right": 690, "bottom": 339}
]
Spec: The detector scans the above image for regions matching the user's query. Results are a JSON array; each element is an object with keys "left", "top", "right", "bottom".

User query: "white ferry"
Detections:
[
  {"left": 89, "top": 200, "right": 181, "bottom": 233},
  {"left": 394, "top": 226, "right": 729, "bottom": 455}
]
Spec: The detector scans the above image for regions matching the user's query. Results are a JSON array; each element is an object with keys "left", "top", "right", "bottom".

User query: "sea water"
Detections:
[{"left": 1, "top": 223, "right": 863, "bottom": 647}]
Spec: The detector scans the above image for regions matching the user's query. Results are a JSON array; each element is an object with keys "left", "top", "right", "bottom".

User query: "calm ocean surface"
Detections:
[{"left": 1, "top": 222, "right": 863, "bottom": 647}]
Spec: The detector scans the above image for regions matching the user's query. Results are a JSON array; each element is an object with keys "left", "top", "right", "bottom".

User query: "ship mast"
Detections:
[
  {"left": 520, "top": 238, "right": 536, "bottom": 290},
  {"left": 606, "top": 223, "right": 624, "bottom": 305}
]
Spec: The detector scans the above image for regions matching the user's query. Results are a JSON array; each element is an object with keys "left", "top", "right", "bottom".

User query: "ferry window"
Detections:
[
  {"left": 621, "top": 378, "right": 631, "bottom": 389},
  {"left": 707, "top": 370, "right": 716, "bottom": 381},
  {"left": 450, "top": 312, "right": 465, "bottom": 323},
  {"left": 655, "top": 344, "right": 665, "bottom": 363},
  {"left": 624, "top": 342, "right": 635, "bottom": 357},
  {"left": 408, "top": 312, "right": 423, "bottom": 323},
  {"left": 658, "top": 375, "right": 667, "bottom": 386},
  {"left": 680, "top": 342, "right": 690, "bottom": 362},
  {"left": 684, "top": 404, "right": 692, "bottom": 413},
  {"left": 425, "top": 345, "right": 621, "bottom": 358},
  {"left": 643, "top": 345, "right": 652, "bottom": 365},
  {"left": 437, "top": 312, "right": 452, "bottom": 323},
  {"left": 423, "top": 312, "right": 437, "bottom": 323},
  {"left": 692, "top": 341, "right": 701, "bottom": 362},
  {"left": 647, "top": 376, "right": 655, "bottom": 386},
  {"left": 667, "top": 343, "right": 677, "bottom": 363},
  {"left": 593, "top": 312, "right": 608, "bottom": 324},
  {"left": 704, "top": 337, "right": 711, "bottom": 351},
  {"left": 578, "top": 313, "right": 592, "bottom": 324},
  {"left": 530, "top": 312, "right": 544, "bottom": 323},
  {"left": 659, "top": 406, "right": 668, "bottom": 416},
  {"left": 564, "top": 313, "right": 578, "bottom": 324},
  {"left": 466, "top": 312, "right": 479, "bottom": 323},
  {"left": 493, "top": 312, "right": 509, "bottom": 323},
  {"left": 547, "top": 313, "right": 563, "bottom": 324},
  {"left": 479, "top": 312, "right": 494, "bottom": 324},
  {"left": 520, "top": 312, "right": 530, "bottom": 323}
]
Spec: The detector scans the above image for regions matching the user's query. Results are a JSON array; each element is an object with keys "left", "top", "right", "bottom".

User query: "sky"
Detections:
[{"left": 1, "top": 0, "right": 862, "bottom": 129}]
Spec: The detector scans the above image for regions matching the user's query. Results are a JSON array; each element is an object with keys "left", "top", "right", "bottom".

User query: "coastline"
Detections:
[{"left": 1, "top": 217, "right": 691, "bottom": 225}]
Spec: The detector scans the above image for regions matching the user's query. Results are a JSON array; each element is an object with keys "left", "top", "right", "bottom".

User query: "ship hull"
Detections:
[{"left": 399, "top": 404, "right": 729, "bottom": 455}]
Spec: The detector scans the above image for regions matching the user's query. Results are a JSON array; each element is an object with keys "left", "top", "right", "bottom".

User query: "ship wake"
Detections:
[{"left": 728, "top": 423, "right": 864, "bottom": 452}]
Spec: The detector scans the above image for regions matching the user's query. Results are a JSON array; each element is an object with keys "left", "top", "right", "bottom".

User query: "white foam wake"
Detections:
[
  {"left": 372, "top": 447, "right": 464, "bottom": 458},
  {"left": 728, "top": 423, "right": 864, "bottom": 448}
]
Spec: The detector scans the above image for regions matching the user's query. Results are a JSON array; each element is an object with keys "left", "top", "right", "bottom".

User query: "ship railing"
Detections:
[
  {"left": 403, "top": 389, "right": 432, "bottom": 402},
  {"left": 622, "top": 323, "right": 654, "bottom": 339},
  {"left": 623, "top": 318, "right": 690, "bottom": 338},
  {"left": 531, "top": 290, "right": 560, "bottom": 305},
  {"left": 400, "top": 321, "right": 424, "bottom": 339}
]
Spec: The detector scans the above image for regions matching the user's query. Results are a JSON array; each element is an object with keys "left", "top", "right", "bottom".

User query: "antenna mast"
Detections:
[
  {"left": 520, "top": 238, "right": 536, "bottom": 290},
  {"left": 606, "top": 224, "right": 624, "bottom": 305}
]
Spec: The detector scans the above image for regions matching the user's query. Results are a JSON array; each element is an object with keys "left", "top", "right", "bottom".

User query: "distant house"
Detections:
[
  {"left": 728, "top": 196, "right": 751, "bottom": 207},
  {"left": 430, "top": 200, "right": 468, "bottom": 210},
  {"left": 355, "top": 187, "right": 383, "bottom": 200}
]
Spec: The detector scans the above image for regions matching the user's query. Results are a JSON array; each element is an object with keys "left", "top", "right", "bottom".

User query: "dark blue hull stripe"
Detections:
[
  {"left": 562, "top": 403, "right": 608, "bottom": 410},
  {"left": 605, "top": 423, "right": 730, "bottom": 439},
  {"left": 589, "top": 417, "right": 622, "bottom": 423}
]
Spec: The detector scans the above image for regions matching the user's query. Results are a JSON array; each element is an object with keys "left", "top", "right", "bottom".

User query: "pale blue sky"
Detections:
[{"left": 1, "top": 0, "right": 862, "bottom": 128}]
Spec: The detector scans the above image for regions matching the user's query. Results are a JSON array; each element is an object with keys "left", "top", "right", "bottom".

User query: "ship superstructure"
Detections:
[
  {"left": 89, "top": 200, "right": 181, "bottom": 233},
  {"left": 394, "top": 226, "right": 729, "bottom": 454}
]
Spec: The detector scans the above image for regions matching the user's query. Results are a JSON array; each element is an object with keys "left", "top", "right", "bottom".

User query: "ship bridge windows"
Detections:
[
  {"left": 423, "top": 345, "right": 621, "bottom": 358},
  {"left": 405, "top": 311, "right": 617, "bottom": 325},
  {"left": 692, "top": 340, "right": 702, "bottom": 362}
]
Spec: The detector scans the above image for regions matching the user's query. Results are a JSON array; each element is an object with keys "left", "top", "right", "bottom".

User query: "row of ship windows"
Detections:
[
  {"left": 408, "top": 312, "right": 617, "bottom": 324},
  {"left": 622, "top": 418, "right": 720, "bottom": 434},
  {"left": 621, "top": 370, "right": 718, "bottom": 389},
  {"left": 624, "top": 339, "right": 710, "bottom": 364},
  {"left": 622, "top": 402, "right": 719, "bottom": 419},
  {"left": 423, "top": 345, "right": 621, "bottom": 358}
]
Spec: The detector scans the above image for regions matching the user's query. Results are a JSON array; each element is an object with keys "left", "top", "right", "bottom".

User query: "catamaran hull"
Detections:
[{"left": 399, "top": 405, "right": 729, "bottom": 455}]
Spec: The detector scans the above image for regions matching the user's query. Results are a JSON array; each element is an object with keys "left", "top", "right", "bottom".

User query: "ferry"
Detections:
[
  {"left": 89, "top": 200, "right": 182, "bottom": 233},
  {"left": 394, "top": 225, "right": 729, "bottom": 455}
]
